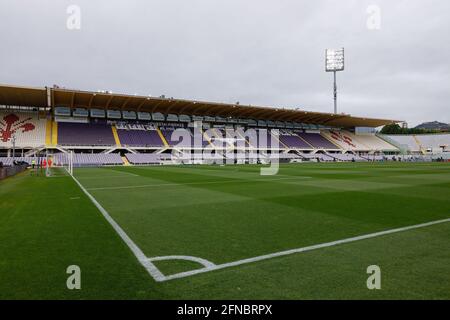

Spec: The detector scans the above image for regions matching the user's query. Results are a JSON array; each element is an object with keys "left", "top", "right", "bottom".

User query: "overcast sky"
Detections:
[{"left": 0, "top": 0, "right": 449, "bottom": 127}]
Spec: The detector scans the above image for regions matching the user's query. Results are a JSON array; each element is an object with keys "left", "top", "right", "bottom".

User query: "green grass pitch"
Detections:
[{"left": 0, "top": 162, "right": 449, "bottom": 299}]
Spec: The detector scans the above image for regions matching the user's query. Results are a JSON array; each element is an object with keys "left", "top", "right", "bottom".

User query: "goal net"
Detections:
[{"left": 46, "top": 151, "right": 73, "bottom": 177}]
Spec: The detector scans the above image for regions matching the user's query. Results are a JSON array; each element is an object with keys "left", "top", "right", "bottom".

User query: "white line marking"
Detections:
[
  {"left": 70, "top": 174, "right": 165, "bottom": 282},
  {"left": 101, "top": 168, "right": 140, "bottom": 177},
  {"left": 77, "top": 175, "right": 139, "bottom": 180},
  {"left": 148, "top": 255, "right": 216, "bottom": 268},
  {"left": 85, "top": 176, "right": 312, "bottom": 191},
  {"left": 159, "top": 217, "right": 450, "bottom": 281},
  {"left": 84, "top": 167, "right": 140, "bottom": 178},
  {"left": 70, "top": 171, "right": 450, "bottom": 283}
]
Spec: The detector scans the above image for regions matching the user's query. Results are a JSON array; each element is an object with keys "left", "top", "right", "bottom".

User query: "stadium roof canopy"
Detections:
[
  {"left": 0, "top": 84, "right": 401, "bottom": 128},
  {"left": 0, "top": 84, "right": 49, "bottom": 108}
]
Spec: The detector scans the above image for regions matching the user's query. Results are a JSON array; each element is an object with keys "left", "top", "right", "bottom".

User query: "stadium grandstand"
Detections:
[
  {"left": 1, "top": 83, "right": 449, "bottom": 168},
  {"left": 383, "top": 134, "right": 449, "bottom": 155}
]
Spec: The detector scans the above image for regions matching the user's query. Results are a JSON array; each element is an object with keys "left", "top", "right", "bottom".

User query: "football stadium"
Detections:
[
  {"left": 0, "top": 84, "right": 449, "bottom": 300},
  {"left": 1, "top": 1, "right": 450, "bottom": 308}
]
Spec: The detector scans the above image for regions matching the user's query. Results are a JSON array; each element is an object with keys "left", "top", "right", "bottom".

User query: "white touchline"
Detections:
[
  {"left": 71, "top": 174, "right": 165, "bottom": 282},
  {"left": 71, "top": 171, "right": 450, "bottom": 283}
]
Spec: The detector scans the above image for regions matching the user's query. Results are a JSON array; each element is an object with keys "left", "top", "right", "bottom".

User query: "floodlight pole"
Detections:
[
  {"left": 325, "top": 48, "right": 344, "bottom": 115},
  {"left": 333, "top": 71, "right": 337, "bottom": 114}
]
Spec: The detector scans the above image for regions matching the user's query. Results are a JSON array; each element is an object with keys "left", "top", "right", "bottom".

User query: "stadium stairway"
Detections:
[
  {"left": 111, "top": 125, "right": 122, "bottom": 147},
  {"left": 45, "top": 120, "right": 53, "bottom": 146},
  {"left": 319, "top": 131, "right": 343, "bottom": 149},
  {"left": 294, "top": 133, "right": 315, "bottom": 149},
  {"left": 270, "top": 131, "right": 289, "bottom": 149},
  {"left": 51, "top": 121, "right": 58, "bottom": 145},
  {"left": 121, "top": 156, "right": 131, "bottom": 166},
  {"left": 156, "top": 127, "right": 169, "bottom": 148},
  {"left": 413, "top": 135, "right": 426, "bottom": 154},
  {"left": 199, "top": 128, "right": 214, "bottom": 148},
  {"left": 236, "top": 130, "right": 253, "bottom": 148},
  {"left": 376, "top": 134, "right": 408, "bottom": 154}
]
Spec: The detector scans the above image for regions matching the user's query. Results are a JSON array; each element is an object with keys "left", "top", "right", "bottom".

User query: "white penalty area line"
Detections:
[
  {"left": 76, "top": 175, "right": 140, "bottom": 180},
  {"left": 98, "top": 167, "right": 140, "bottom": 177},
  {"left": 69, "top": 172, "right": 450, "bottom": 283},
  {"left": 85, "top": 176, "right": 312, "bottom": 191},
  {"left": 75, "top": 168, "right": 140, "bottom": 179}
]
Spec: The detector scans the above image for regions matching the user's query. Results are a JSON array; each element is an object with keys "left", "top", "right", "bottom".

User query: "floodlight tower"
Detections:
[{"left": 325, "top": 48, "right": 345, "bottom": 114}]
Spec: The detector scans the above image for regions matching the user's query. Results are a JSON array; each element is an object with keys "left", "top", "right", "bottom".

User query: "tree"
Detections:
[
  {"left": 380, "top": 123, "right": 403, "bottom": 134},
  {"left": 380, "top": 124, "right": 440, "bottom": 135}
]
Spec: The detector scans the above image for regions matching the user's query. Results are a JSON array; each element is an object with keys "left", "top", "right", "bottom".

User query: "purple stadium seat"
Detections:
[
  {"left": 278, "top": 135, "right": 312, "bottom": 149},
  {"left": 125, "top": 153, "right": 171, "bottom": 164},
  {"left": 53, "top": 153, "right": 123, "bottom": 166},
  {"left": 117, "top": 129, "right": 164, "bottom": 147},
  {"left": 296, "top": 132, "right": 339, "bottom": 149},
  {"left": 58, "top": 122, "right": 115, "bottom": 146}
]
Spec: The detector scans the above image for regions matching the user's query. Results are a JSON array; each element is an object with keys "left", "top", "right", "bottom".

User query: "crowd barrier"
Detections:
[{"left": 0, "top": 163, "right": 28, "bottom": 180}]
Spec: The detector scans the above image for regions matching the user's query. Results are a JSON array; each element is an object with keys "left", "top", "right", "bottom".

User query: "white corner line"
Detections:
[
  {"left": 148, "top": 255, "right": 216, "bottom": 268},
  {"left": 159, "top": 217, "right": 450, "bottom": 281}
]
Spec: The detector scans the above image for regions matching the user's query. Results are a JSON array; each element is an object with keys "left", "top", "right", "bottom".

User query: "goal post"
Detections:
[
  {"left": 45, "top": 150, "right": 50, "bottom": 177},
  {"left": 45, "top": 151, "right": 73, "bottom": 177},
  {"left": 63, "top": 150, "right": 74, "bottom": 176}
]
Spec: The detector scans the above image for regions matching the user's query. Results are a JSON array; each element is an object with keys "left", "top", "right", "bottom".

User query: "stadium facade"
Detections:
[{"left": 0, "top": 83, "right": 449, "bottom": 166}]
